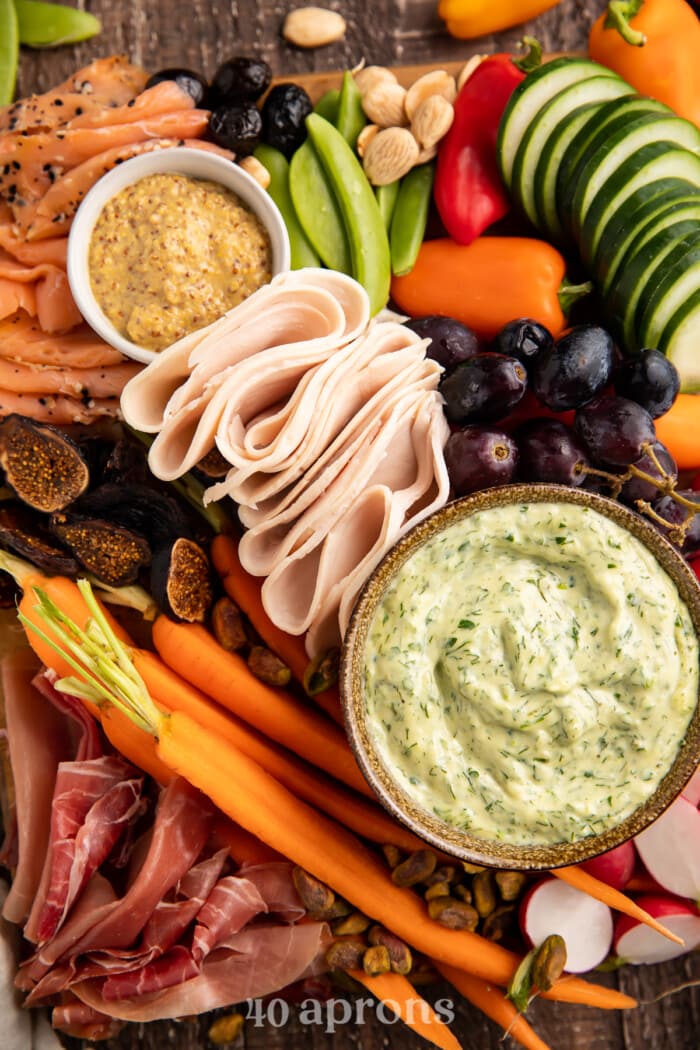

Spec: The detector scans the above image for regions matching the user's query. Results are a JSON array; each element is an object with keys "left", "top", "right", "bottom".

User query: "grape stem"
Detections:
[{"left": 581, "top": 441, "right": 699, "bottom": 548}]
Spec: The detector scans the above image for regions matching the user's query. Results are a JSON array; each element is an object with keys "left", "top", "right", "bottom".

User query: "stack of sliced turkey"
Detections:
[{"left": 121, "top": 269, "right": 449, "bottom": 656}]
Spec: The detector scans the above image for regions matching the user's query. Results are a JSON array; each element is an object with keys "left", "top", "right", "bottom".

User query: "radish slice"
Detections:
[
  {"left": 635, "top": 795, "right": 700, "bottom": 901},
  {"left": 614, "top": 894, "right": 700, "bottom": 964},
  {"left": 681, "top": 763, "right": 700, "bottom": 807},
  {"left": 520, "top": 877, "right": 613, "bottom": 973},
  {"left": 580, "top": 840, "right": 636, "bottom": 890}
]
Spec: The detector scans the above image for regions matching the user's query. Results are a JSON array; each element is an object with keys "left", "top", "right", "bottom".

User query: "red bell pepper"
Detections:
[{"left": 434, "top": 53, "right": 527, "bottom": 245}]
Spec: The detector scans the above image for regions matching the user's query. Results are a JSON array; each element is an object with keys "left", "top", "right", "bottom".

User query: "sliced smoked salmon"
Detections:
[
  {"left": 16, "top": 139, "right": 234, "bottom": 241},
  {"left": 1, "top": 110, "right": 210, "bottom": 205},
  {"left": 0, "top": 313, "right": 125, "bottom": 368},
  {"left": 0, "top": 389, "right": 120, "bottom": 425},
  {"left": 0, "top": 56, "right": 148, "bottom": 135},
  {"left": 0, "top": 356, "right": 140, "bottom": 397}
]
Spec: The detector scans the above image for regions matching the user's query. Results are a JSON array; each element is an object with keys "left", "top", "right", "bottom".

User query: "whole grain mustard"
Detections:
[{"left": 89, "top": 173, "right": 271, "bottom": 351}]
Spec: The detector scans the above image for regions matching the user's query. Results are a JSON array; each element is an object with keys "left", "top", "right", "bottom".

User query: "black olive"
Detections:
[
  {"left": 209, "top": 56, "right": 272, "bottom": 107},
  {"left": 208, "top": 103, "right": 262, "bottom": 156},
  {"left": 144, "top": 67, "right": 208, "bottom": 107},
  {"left": 261, "top": 83, "right": 313, "bottom": 158}
]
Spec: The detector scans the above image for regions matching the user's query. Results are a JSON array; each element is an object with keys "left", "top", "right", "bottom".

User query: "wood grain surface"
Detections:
[{"left": 15, "top": 2, "right": 700, "bottom": 1049}]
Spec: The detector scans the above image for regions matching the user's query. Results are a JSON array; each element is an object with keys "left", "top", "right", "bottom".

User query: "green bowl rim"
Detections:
[{"left": 340, "top": 482, "right": 700, "bottom": 870}]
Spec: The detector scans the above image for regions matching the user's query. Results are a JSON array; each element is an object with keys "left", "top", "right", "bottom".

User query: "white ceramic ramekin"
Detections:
[{"left": 67, "top": 147, "right": 291, "bottom": 365}]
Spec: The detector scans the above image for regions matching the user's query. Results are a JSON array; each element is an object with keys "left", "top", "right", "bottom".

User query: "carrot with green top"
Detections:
[
  {"left": 436, "top": 964, "right": 552, "bottom": 1050},
  {"left": 349, "top": 970, "right": 463, "bottom": 1050},
  {"left": 23, "top": 579, "right": 637, "bottom": 1011},
  {"left": 133, "top": 647, "right": 425, "bottom": 852},
  {"left": 151, "top": 615, "right": 371, "bottom": 797},
  {"left": 552, "top": 865, "right": 683, "bottom": 945},
  {"left": 210, "top": 534, "right": 344, "bottom": 724}
]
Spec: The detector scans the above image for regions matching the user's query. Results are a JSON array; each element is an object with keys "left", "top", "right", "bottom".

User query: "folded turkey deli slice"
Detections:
[
  {"left": 120, "top": 268, "right": 369, "bottom": 444},
  {"left": 121, "top": 267, "right": 448, "bottom": 653}
]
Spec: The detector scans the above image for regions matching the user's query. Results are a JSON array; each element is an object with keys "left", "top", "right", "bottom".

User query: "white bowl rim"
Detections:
[{"left": 67, "top": 146, "right": 291, "bottom": 365}]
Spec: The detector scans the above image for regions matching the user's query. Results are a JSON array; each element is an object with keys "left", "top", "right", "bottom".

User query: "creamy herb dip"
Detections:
[
  {"left": 89, "top": 173, "right": 271, "bottom": 351},
  {"left": 363, "top": 502, "right": 699, "bottom": 846}
]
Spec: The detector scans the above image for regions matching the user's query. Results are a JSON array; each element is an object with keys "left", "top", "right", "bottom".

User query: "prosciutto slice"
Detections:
[
  {"left": 33, "top": 756, "right": 145, "bottom": 944},
  {"left": 72, "top": 922, "right": 330, "bottom": 1021},
  {"left": 1, "top": 651, "right": 72, "bottom": 925}
]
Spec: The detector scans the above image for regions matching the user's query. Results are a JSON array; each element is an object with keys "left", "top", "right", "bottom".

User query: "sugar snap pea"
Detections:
[
  {"left": 390, "top": 161, "right": 435, "bottom": 278},
  {"left": 336, "top": 71, "right": 365, "bottom": 150},
  {"left": 0, "top": 0, "right": 18, "bottom": 105},
  {"left": 289, "top": 139, "right": 352, "bottom": 274},
  {"left": 254, "top": 144, "right": 320, "bottom": 270},
  {"left": 375, "top": 181, "right": 400, "bottom": 231},
  {"left": 15, "top": 0, "right": 101, "bottom": 47},
  {"left": 314, "top": 88, "right": 340, "bottom": 124},
  {"left": 306, "top": 113, "right": 390, "bottom": 314}
]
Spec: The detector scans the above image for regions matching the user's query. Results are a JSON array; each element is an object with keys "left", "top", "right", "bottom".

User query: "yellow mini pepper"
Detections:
[{"left": 438, "top": 0, "right": 561, "bottom": 39}]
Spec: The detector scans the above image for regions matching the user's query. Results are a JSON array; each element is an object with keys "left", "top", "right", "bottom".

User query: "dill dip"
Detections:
[{"left": 363, "top": 501, "right": 699, "bottom": 846}]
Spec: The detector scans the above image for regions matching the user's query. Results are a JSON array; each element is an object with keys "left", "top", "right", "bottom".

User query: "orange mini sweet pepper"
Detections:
[
  {"left": 438, "top": 0, "right": 561, "bottom": 39},
  {"left": 589, "top": 0, "right": 700, "bottom": 126},
  {"left": 391, "top": 237, "right": 590, "bottom": 340}
]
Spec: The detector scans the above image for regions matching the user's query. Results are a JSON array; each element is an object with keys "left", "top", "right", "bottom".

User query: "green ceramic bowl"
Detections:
[{"left": 341, "top": 483, "right": 700, "bottom": 870}]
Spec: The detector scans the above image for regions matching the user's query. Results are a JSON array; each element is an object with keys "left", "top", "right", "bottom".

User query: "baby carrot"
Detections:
[
  {"left": 552, "top": 866, "right": 683, "bottom": 945},
  {"left": 654, "top": 393, "right": 700, "bottom": 469},
  {"left": 151, "top": 615, "right": 371, "bottom": 797},
  {"left": 133, "top": 648, "right": 424, "bottom": 852},
  {"left": 436, "top": 963, "right": 552, "bottom": 1050},
  {"left": 349, "top": 970, "right": 463, "bottom": 1050},
  {"left": 210, "top": 534, "right": 344, "bottom": 725},
  {"left": 210, "top": 816, "right": 283, "bottom": 866}
]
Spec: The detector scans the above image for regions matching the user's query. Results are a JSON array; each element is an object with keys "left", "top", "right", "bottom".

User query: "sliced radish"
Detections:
[
  {"left": 614, "top": 894, "right": 700, "bottom": 964},
  {"left": 681, "top": 763, "right": 700, "bottom": 807},
  {"left": 580, "top": 840, "right": 636, "bottom": 891},
  {"left": 519, "top": 877, "right": 613, "bottom": 973},
  {"left": 635, "top": 795, "right": 700, "bottom": 901}
]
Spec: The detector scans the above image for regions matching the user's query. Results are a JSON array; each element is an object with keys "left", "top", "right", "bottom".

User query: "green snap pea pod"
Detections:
[
  {"left": 0, "top": 0, "right": 18, "bottom": 105},
  {"left": 314, "top": 88, "right": 340, "bottom": 124},
  {"left": 335, "top": 71, "right": 366, "bottom": 150},
  {"left": 390, "top": 161, "right": 435, "bottom": 278},
  {"left": 15, "top": 0, "right": 101, "bottom": 47},
  {"left": 289, "top": 139, "right": 352, "bottom": 274},
  {"left": 375, "top": 181, "right": 401, "bottom": 231},
  {"left": 305, "top": 113, "right": 390, "bottom": 315},
  {"left": 254, "top": 144, "right": 320, "bottom": 270}
]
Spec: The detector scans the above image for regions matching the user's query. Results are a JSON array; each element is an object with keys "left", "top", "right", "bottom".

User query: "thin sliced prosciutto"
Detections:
[{"left": 1, "top": 651, "right": 72, "bottom": 925}]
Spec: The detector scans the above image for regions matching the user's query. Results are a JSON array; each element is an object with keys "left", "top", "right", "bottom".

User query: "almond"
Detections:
[
  {"left": 282, "top": 6, "right": 347, "bottom": 49},
  {"left": 356, "top": 122, "right": 379, "bottom": 158},
  {"left": 238, "top": 155, "right": 271, "bottom": 190},
  {"left": 411, "top": 94, "right": 454, "bottom": 151},
  {"left": 405, "top": 70, "right": 457, "bottom": 122},
  {"left": 361, "top": 82, "right": 408, "bottom": 128},
  {"left": 457, "top": 54, "right": 486, "bottom": 92},
  {"left": 363, "top": 127, "right": 420, "bottom": 185},
  {"left": 354, "top": 65, "right": 397, "bottom": 97}
]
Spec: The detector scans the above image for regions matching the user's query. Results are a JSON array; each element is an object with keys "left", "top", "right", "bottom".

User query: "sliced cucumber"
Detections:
[
  {"left": 660, "top": 288, "right": 700, "bottom": 391},
  {"left": 497, "top": 58, "right": 616, "bottom": 189},
  {"left": 593, "top": 180, "right": 700, "bottom": 295},
  {"left": 568, "top": 114, "right": 700, "bottom": 242},
  {"left": 607, "top": 223, "right": 700, "bottom": 349},
  {"left": 555, "top": 97, "right": 668, "bottom": 233},
  {"left": 637, "top": 236, "right": 700, "bottom": 351},
  {"left": 603, "top": 196, "right": 700, "bottom": 296},
  {"left": 510, "top": 74, "right": 630, "bottom": 228},
  {"left": 534, "top": 101, "right": 619, "bottom": 241},
  {"left": 579, "top": 145, "right": 700, "bottom": 265}
]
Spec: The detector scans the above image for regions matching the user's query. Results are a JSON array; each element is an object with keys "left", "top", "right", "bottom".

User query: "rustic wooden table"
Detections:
[{"left": 16, "top": 2, "right": 700, "bottom": 1048}]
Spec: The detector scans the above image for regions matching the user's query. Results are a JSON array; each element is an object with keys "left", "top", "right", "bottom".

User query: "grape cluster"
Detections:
[{"left": 406, "top": 316, "right": 697, "bottom": 556}]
